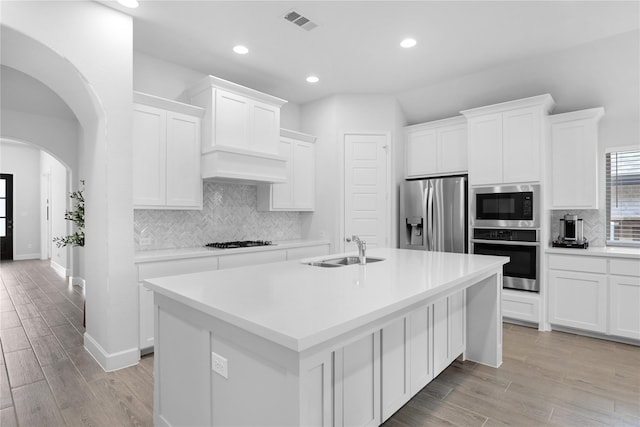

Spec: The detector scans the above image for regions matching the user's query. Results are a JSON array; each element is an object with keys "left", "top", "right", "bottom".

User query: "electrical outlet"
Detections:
[
  {"left": 140, "top": 237, "right": 152, "bottom": 246},
  {"left": 211, "top": 351, "right": 228, "bottom": 379}
]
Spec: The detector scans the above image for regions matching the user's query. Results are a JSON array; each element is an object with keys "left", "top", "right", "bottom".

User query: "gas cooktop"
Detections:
[{"left": 205, "top": 240, "right": 273, "bottom": 249}]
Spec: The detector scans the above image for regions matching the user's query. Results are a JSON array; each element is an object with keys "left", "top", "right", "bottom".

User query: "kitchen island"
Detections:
[{"left": 145, "top": 248, "right": 508, "bottom": 427}]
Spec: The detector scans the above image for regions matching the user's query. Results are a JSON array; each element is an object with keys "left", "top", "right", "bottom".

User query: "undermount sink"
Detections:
[{"left": 304, "top": 256, "right": 385, "bottom": 267}]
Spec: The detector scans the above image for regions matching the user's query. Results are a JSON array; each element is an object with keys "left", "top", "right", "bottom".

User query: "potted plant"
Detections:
[{"left": 53, "top": 180, "right": 85, "bottom": 325}]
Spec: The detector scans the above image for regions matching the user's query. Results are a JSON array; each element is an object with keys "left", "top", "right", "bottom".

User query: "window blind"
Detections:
[{"left": 606, "top": 149, "right": 640, "bottom": 246}]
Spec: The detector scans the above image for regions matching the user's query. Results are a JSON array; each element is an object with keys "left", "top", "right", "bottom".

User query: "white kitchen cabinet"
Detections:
[
  {"left": 462, "top": 94, "right": 555, "bottom": 185},
  {"left": 548, "top": 108, "right": 604, "bottom": 209},
  {"left": 334, "top": 332, "right": 381, "bottom": 427},
  {"left": 548, "top": 269, "right": 608, "bottom": 333},
  {"left": 381, "top": 290, "right": 465, "bottom": 423},
  {"left": 609, "top": 259, "right": 640, "bottom": 340},
  {"left": 405, "top": 116, "right": 467, "bottom": 178},
  {"left": 133, "top": 92, "right": 204, "bottom": 209},
  {"left": 381, "top": 316, "right": 410, "bottom": 421},
  {"left": 188, "top": 76, "right": 288, "bottom": 182},
  {"left": 502, "top": 289, "right": 540, "bottom": 324},
  {"left": 257, "top": 129, "right": 316, "bottom": 211}
]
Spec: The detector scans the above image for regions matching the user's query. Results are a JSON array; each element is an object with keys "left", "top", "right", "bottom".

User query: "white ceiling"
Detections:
[{"left": 104, "top": 0, "right": 639, "bottom": 105}]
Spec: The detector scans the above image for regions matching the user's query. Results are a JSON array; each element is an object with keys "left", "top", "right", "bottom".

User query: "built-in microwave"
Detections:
[{"left": 471, "top": 185, "right": 540, "bottom": 228}]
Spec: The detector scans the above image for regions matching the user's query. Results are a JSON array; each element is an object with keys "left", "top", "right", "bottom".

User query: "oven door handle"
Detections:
[{"left": 471, "top": 239, "right": 540, "bottom": 247}]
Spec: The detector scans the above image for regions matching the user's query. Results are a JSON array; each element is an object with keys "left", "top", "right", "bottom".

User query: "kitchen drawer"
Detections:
[
  {"left": 610, "top": 258, "right": 640, "bottom": 277},
  {"left": 138, "top": 256, "right": 219, "bottom": 281},
  {"left": 547, "top": 254, "right": 607, "bottom": 274},
  {"left": 286, "top": 244, "right": 330, "bottom": 261},
  {"left": 218, "top": 249, "right": 286, "bottom": 270}
]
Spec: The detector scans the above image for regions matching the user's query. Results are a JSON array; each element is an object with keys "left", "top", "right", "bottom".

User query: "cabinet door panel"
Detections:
[
  {"left": 218, "top": 250, "right": 286, "bottom": 270},
  {"left": 252, "top": 101, "right": 279, "bottom": 154},
  {"left": 609, "top": 276, "right": 640, "bottom": 339},
  {"left": 293, "top": 141, "right": 315, "bottom": 209},
  {"left": 381, "top": 317, "right": 409, "bottom": 421},
  {"left": 438, "top": 125, "right": 468, "bottom": 174},
  {"left": 271, "top": 139, "right": 293, "bottom": 209},
  {"left": 335, "top": 333, "right": 380, "bottom": 427},
  {"left": 468, "top": 114, "right": 502, "bottom": 185},
  {"left": 432, "top": 297, "right": 449, "bottom": 376},
  {"left": 215, "top": 89, "right": 249, "bottom": 148},
  {"left": 409, "top": 305, "right": 432, "bottom": 395},
  {"left": 449, "top": 290, "right": 465, "bottom": 359},
  {"left": 406, "top": 129, "right": 437, "bottom": 177},
  {"left": 139, "top": 285, "right": 154, "bottom": 350},
  {"left": 549, "top": 270, "right": 607, "bottom": 333},
  {"left": 502, "top": 107, "right": 540, "bottom": 183},
  {"left": 166, "top": 112, "right": 202, "bottom": 207},
  {"left": 133, "top": 105, "right": 166, "bottom": 206}
]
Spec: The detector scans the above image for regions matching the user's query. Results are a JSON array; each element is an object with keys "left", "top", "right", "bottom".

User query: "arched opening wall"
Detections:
[{"left": 1, "top": 2, "right": 138, "bottom": 370}]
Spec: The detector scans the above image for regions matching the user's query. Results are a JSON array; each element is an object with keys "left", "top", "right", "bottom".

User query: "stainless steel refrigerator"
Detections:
[{"left": 400, "top": 176, "right": 468, "bottom": 253}]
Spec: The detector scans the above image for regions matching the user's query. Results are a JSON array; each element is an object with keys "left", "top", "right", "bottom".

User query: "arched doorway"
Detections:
[{"left": 1, "top": 9, "right": 139, "bottom": 371}]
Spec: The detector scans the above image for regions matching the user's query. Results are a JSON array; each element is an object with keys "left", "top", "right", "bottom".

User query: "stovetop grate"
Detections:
[{"left": 205, "top": 240, "right": 273, "bottom": 249}]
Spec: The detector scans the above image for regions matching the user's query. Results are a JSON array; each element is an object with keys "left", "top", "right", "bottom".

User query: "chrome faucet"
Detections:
[{"left": 350, "top": 235, "right": 367, "bottom": 265}]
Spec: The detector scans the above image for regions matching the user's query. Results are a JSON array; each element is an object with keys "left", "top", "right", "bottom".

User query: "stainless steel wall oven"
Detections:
[
  {"left": 471, "top": 228, "right": 540, "bottom": 292},
  {"left": 471, "top": 185, "right": 541, "bottom": 292}
]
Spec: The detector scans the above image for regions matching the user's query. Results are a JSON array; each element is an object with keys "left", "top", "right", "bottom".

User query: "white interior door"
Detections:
[{"left": 344, "top": 132, "right": 390, "bottom": 251}]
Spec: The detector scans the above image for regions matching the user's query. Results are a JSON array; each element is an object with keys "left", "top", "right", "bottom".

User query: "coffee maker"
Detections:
[{"left": 553, "top": 214, "right": 589, "bottom": 248}]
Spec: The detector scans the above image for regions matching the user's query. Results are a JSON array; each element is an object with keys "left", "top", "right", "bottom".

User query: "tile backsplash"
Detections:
[
  {"left": 550, "top": 209, "right": 605, "bottom": 247},
  {"left": 134, "top": 182, "right": 301, "bottom": 251}
]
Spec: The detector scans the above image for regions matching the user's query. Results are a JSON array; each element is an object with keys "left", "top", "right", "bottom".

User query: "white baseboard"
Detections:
[
  {"left": 69, "top": 276, "right": 85, "bottom": 289},
  {"left": 49, "top": 260, "right": 70, "bottom": 278},
  {"left": 13, "top": 253, "right": 41, "bottom": 261},
  {"left": 83, "top": 332, "right": 140, "bottom": 372}
]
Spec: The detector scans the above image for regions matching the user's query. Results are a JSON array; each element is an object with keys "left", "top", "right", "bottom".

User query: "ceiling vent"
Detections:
[{"left": 283, "top": 10, "right": 318, "bottom": 31}]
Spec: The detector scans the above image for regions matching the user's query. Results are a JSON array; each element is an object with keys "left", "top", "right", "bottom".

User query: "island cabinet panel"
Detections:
[
  {"left": 334, "top": 332, "right": 381, "bottom": 427},
  {"left": 155, "top": 308, "right": 211, "bottom": 427},
  {"left": 408, "top": 305, "right": 433, "bottom": 396},
  {"left": 381, "top": 317, "right": 410, "bottom": 421}
]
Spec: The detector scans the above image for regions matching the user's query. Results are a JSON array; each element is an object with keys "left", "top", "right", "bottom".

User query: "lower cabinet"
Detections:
[
  {"left": 548, "top": 270, "right": 607, "bottom": 333},
  {"left": 379, "top": 289, "right": 465, "bottom": 423},
  {"left": 548, "top": 253, "right": 640, "bottom": 340}
]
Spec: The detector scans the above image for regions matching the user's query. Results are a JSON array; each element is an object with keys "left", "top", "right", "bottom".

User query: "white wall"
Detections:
[
  {"left": 300, "top": 94, "right": 405, "bottom": 251},
  {"left": 2, "top": 1, "right": 138, "bottom": 371},
  {"left": 133, "top": 51, "right": 302, "bottom": 130},
  {"left": 0, "top": 142, "right": 40, "bottom": 260},
  {"left": 40, "top": 151, "right": 70, "bottom": 274}
]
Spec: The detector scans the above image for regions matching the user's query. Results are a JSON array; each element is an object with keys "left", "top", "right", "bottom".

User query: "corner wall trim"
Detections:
[{"left": 83, "top": 332, "right": 140, "bottom": 372}]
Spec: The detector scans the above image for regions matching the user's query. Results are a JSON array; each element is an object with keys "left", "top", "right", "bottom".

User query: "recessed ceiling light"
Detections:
[
  {"left": 233, "top": 45, "right": 249, "bottom": 55},
  {"left": 400, "top": 38, "right": 417, "bottom": 48},
  {"left": 117, "top": 0, "right": 139, "bottom": 8},
  {"left": 306, "top": 75, "right": 319, "bottom": 83}
]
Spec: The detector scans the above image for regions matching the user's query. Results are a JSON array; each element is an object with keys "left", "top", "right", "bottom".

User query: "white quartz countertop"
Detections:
[
  {"left": 134, "top": 239, "right": 330, "bottom": 263},
  {"left": 545, "top": 245, "right": 640, "bottom": 259},
  {"left": 144, "top": 248, "right": 508, "bottom": 352}
]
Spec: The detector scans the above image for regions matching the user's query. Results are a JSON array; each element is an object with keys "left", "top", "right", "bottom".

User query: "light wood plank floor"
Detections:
[{"left": 1, "top": 259, "right": 639, "bottom": 426}]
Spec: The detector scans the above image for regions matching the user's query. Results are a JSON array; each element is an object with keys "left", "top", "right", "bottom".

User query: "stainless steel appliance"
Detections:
[
  {"left": 471, "top": 184, "right": 540, "bottom": 228},
  {"left": 400, "top": 176, "right": 467, "bottom": 253},
  {"left": 471, "top": 228, "right": 540, "bottom": 292}
]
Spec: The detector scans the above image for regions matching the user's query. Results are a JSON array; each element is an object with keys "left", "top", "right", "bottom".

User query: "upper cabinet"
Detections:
[
  {"left": 133, "top": 92, "right": 204, "bottom": 210},
  {"left": 405, "top": 116, "right": 467, "bottom": 178},
  {"left": 462, "top": 94, "right": 555, "bottom": 186},
  {"left": 548, "top": 108, "right": 604, "bottom": 210},
  {"left": 257, "top": 129, "right": 316, "bottom": 211},
  {"left": 188, "top": 76, "right": 288, "bottom": 183}
]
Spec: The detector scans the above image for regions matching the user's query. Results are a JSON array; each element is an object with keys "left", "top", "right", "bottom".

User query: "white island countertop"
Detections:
[{"left": 144, "top": 248, "right": 508, "bottom": 352}]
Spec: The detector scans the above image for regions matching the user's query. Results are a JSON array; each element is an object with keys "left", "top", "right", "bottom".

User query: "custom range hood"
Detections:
[{"left": 188, "top": 75, "right": 288, "bottom": 183}]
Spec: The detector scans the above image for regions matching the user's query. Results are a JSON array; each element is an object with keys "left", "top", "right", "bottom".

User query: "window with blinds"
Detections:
[{"left": 606, "top": 149, "right": 640, "bottom": 246}]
